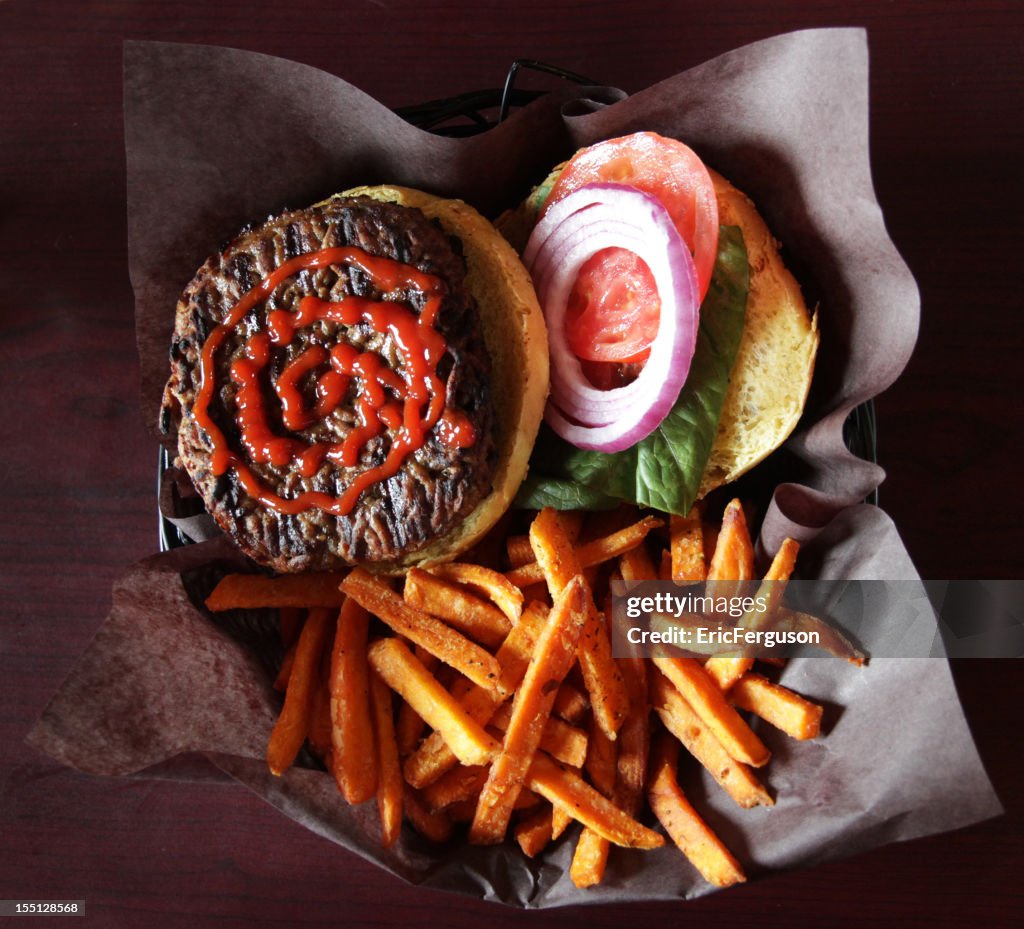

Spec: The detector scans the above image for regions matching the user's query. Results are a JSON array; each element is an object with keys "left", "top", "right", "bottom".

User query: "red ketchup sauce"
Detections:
[{"left": 193, "top": 246, "right": 476, "bottom": 517}]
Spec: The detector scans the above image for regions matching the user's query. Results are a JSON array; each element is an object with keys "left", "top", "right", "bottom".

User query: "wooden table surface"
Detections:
[{"left": 2, "top": 2, "right": 1021, "bottom": 926}]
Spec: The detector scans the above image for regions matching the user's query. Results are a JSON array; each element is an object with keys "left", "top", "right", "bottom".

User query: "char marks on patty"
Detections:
[{"left": 163, "top": 196, "right": 496, "bottom": 571}]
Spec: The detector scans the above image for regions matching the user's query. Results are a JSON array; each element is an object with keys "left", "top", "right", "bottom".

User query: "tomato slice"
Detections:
[
  {"left": 565, "top": 247, "right": 659, "bottom": 363},
  {"left": 545, "top": 132, "right": 718, "bottom": 364}
]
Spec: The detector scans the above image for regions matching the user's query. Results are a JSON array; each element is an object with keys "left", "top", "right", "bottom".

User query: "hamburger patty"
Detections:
[{"left": 163, "top": 196, "right": 496, "bottom": 571}]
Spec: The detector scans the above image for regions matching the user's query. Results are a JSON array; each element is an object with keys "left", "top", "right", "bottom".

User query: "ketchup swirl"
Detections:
[{"left": 192, "top": 246, "right": 476, "bottom": 517}]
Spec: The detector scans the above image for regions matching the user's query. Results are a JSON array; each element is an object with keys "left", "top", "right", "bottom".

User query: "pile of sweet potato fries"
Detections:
[{"left": 204, "top": 500, "right": 860, "bottom": 888}]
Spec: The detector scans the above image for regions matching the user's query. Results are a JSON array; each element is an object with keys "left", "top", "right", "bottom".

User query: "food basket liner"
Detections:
[{"left": 28, "top": 29, "right": 1001, "bottom": 907}]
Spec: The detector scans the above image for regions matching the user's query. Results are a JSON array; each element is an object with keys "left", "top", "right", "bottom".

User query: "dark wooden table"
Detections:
[{"left": 2, "top": 2, "right": 1021, "bottom": 926}]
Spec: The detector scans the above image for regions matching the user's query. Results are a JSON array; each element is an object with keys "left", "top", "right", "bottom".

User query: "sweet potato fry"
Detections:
[
  {"left": 369, "top": 668, "right": 403, "bottom": 847},
  {"left": 425, "top": 562, "right": 525, "bottom": 626},
  {"left": 705, "top": 499, "right": 754, "bottom": 593},
  {"left": 773, "top": 608, "right": 867, "bottom": 665},
  {"left": 206, "top": 572, "right": 346, "bottom": 611},
  {"left": 342, "top": 568, "right": 501, "bottom": 691},
  {"left": 404, "top": 568, "right": 511, "bottom": 648},
  {"left": 329, "top": 597, "right": 377, "bottom": 804},
  {"left": 514, "top": 805, "right": 554, "bottom": 858},
  {"left": 619, "top": 542, "right": 659, "bottom": 582},
  {"left": 470, "top": 577, "right": 587, "bottom": 844},
  {"left": 527, "top": 507, "right": 629, "bottom": 739},
  {"left": 570, "top": 716, "right": 619, "bottom": 888},
  {"left": 506, "top": 535, "right": 535, "bottom": 569},
  {"left": 648, "top": 732, "right": 746, "bottom": 888},
  {"left": 508, "top": 513, "right": 664, "bottom": 588},
  {"left": 729, "top": 672, "right": 823, "bottom": 740},
  {"left": 652, "top": 655, "right": 770, "bottom": 767},
  {"left": 540, "top": 718, "right": 590, "bottom": 769},
  {"left": 651, "top": 670, "right": 773, "bottom": 809},
  {"left": 670, "top": 508, "right": 706, "bottom": 582},
  {"left": 526, "top": 753, "right": 663, "bottom": 849},
  {"left": 705, "top": 537, "right": 800, "bottom": 690},
  {"left": 395, "top": 646, "right": 437, "bottom": 756},
  {"left": 368, "top": 637, "right": 499, "bottom": 766},
  {"left": 403, "top": 785, "right": 454, "bottom": 843},
  {"left": 550, "top": 805, "right": 573, "bottom": 841},
  {"left": 571, "top": 827, "right": 611, "bottom": 888},
  {"left": 266, "top": 606, "right": 334, "bottom": 776}
]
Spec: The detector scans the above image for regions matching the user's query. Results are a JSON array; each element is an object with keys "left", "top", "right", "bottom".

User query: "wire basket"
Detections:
[{"left": 393, "top": 59, "right": 598, "bottom": 135}]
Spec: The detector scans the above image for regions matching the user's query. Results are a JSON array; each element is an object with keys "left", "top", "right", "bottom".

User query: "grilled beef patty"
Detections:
[{"left": 162, "top": 196, "right": 496, "bottom": 571}]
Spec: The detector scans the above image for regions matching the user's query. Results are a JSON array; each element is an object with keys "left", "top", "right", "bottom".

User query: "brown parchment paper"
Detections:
[{"left": 29, "top": 29, "right": 1001, "bottom": 907}]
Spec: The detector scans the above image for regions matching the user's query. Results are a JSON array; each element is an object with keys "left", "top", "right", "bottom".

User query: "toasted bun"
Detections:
[
  {"left": 699, "top": 170, "right": 818, "bottom": 495},
  {"left": 497, "top": 164, "right": 817, "bottom": 501},
  {"left": 342, "top": 185, "right": 549, "bottom": 570}
]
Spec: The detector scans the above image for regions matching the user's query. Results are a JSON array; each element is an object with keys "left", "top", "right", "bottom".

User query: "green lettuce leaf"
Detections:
[
  {"left": 512, "top": 473, "right": 621, "bottom": 511},
  {"left": 516, "top": 225, "right": 749, "bottom": 515}
]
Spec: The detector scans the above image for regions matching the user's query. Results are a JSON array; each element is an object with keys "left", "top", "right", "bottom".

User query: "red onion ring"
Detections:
[{"left": 523, "top": 183, "right": 700, "bottom": 452}]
